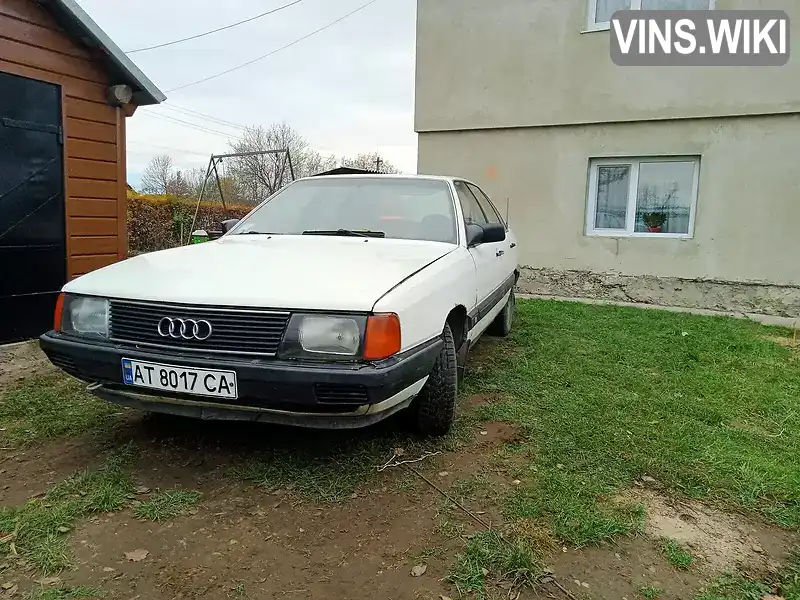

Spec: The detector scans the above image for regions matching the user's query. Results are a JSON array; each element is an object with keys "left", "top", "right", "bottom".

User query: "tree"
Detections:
[
  {"left": 182, "top": 167, "right": 209, "bottom": 199},
  {"left": 140, "top": 155, "right": 174, "bottom": 195},
  {"left": 302, "top": 149, "right": 338, "bottom": 177},
  {"left": 341, "top": 152, "right": 400, "bottom": 174},
  {"left": 170, "top": 171, "right": 192, "bottom": 198},
  {"left": 226, "top": 123, "right": 349, "bottom": 204},
  {"left": 227, "top": 123, "right": 307, "bottom": 204}
]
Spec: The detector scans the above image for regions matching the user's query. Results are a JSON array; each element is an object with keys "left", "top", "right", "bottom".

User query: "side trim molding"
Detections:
[{"left": 467, "top": 273, "right": 515, "bottom": 330}]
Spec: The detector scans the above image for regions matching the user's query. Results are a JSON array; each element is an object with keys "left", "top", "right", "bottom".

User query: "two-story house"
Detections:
[{"left": 415, "top": 0, "right": 800, "bottom": 317}]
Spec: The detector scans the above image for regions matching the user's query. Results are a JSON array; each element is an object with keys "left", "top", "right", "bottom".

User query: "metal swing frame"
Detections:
[{"left": 187, "top": 148, "right": 295, "bottom": 244}]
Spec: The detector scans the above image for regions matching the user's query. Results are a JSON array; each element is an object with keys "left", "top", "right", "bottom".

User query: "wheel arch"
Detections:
[{"left": 446, "top": 305, "right": 468, "bottom": 351}]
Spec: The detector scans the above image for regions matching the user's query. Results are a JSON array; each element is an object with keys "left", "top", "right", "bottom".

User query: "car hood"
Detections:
[{"left": 64, "top": 235, "right": 456, "bottom": 311}]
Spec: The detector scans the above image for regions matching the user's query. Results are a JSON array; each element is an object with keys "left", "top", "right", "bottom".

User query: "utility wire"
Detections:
[
  {"left": 166, "top": 0, "right": 381, "bottom": 93},
  {"left": 159, "top": 103, "right": 247, "bottom": 130},
  {"left": 126, "top": 0, "right": 305, "bottom": 53},
  {"left": 139, "top": 111, "right": 243, "bottom": 139}
]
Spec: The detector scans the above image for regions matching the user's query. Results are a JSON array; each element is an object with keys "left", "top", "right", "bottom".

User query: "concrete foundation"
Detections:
[{"left": 517, "top": 267, "right": 800, "bottom": 319}]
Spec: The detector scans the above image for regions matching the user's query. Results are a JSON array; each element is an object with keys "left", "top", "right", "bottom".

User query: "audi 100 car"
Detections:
[{"left": 40, "top": 175, "right": 519, "bottom": 436}]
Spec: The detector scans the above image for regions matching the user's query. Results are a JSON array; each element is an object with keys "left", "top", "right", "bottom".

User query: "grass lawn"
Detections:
[
  {"left": 0, "top": 375, "right": 122, "bottom": 447},
  {"left": 1, "top": 299, "right": 798, "bottom": 598},
  {"left": 0, "top": 446, "right": 136, "bottom": 573},
  {"left": 466, "top": 300, "right": 800, "bottom": 542}
]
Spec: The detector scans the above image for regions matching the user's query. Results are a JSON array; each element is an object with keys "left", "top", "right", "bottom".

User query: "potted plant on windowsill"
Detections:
[{"left": 642, "top": 212, "right": 666, "bottom": 233}]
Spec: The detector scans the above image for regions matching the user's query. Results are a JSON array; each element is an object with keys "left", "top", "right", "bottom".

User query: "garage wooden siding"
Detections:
[{"left": 0, "top": 0, "right": 126, "bottom": 279}]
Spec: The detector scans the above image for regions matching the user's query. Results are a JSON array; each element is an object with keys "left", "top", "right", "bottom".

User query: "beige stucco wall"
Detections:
[
  {"left": 418, "top": 114, "right": 800, "bottom": 287},
  {"left": 415, "top": 0, "right": 800, "bottom": 132}
]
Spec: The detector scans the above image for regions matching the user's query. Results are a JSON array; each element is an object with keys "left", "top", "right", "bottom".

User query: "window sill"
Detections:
[
  {"left": 581, "top": 24, "right": 611, "bottom": 34},
  {"left": 586, "top": 231, "right": 693, "bottom": 239}
]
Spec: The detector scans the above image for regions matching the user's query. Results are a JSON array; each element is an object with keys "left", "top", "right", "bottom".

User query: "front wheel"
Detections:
[
  {"left": 487, "top": 289, "right": 515, "bottom": 337},
  {"left": 411, "top": 323, "right": 458, "bottom": 437}
]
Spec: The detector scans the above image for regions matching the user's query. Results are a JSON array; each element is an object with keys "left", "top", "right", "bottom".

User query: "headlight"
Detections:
[
  {"left": 299, "top": 316, "right": 360, "bottom": 355},
  {"left": 61, "top": 295, "right": 108, "bottom": 337},
  {"left": 279, "top": 314, "right": 366, "bottom": 359}
]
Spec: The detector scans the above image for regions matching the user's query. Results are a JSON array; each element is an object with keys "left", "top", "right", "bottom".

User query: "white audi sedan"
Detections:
[{"left": 40, "top": 175, "right": 519, "bottom": 436}]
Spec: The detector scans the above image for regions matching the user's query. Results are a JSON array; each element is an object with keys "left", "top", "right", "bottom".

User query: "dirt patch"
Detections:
[
  {"left": 621, "top": 489, "right": 793, "bottom": 576},
  {"left": 466, "top": 393, "right": 503, "bottom": 410},
  {"left": 0, "top": 440, "right": 102, "bottom": 506},
  {"left": 531, "top": 535, "right": 706, "bottom": 600},
  {"left": 65, "top": 481, "right": 449, "bottom": 600},
  {"left": 476, "top": 420, "right": 521, "bottom": 446},
  {"left": 0, "top": 341, "right": 52, "bottom": 390}
]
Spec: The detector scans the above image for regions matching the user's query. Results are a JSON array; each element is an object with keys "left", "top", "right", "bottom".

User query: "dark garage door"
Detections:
[{"left": 0, "top": 72, "right": 65, "bottom": 344}]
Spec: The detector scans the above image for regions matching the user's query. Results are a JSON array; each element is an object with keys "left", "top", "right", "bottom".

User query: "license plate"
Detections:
[{"left": 121, "top": 358, "right": 237, "bottom": 399}]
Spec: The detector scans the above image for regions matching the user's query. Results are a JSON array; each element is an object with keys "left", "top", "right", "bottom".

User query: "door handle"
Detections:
[
  {"left": 496, "top": 250, "right": 505, "bottom": 257},
  {"left": 510, "top": 243, "right": 516, "bottom": 249}
]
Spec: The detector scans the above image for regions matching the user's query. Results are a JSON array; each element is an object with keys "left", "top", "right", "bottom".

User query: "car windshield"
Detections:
[{"left": 231, "top": 178, "right": 458, "bottom": 244}]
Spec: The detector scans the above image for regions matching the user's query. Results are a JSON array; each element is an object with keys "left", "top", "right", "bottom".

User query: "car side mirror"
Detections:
[
  {"left": 482, "top": 223, "right": 506, "bottom": 244},
  {"left": 466, "top": 223, "right": 506, "bottom": 247},
  {"left": 466, "top": 223, "right": 484, "bottom": 247},
  {"left": 221, "top": 219, "right": 240, "bottom": 233}
]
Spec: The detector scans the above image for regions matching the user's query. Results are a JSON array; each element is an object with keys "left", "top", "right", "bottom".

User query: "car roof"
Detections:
[{"left": 294, "top": 174, "right": 467, "bottom": 184}]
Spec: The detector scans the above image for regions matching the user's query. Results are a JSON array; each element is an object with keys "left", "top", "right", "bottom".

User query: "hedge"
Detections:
[{"left": 127, "top": 192, "right": 253, "bottom": 255}]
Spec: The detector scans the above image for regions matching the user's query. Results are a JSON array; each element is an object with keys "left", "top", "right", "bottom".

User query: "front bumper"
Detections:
[{"left": 39, "top": 332, "right": 442, "bottom": 429}]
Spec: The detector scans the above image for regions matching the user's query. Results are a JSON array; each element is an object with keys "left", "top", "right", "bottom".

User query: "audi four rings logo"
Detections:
[{"left": 157, "top": 317, "right": 213, "bottom": 341}]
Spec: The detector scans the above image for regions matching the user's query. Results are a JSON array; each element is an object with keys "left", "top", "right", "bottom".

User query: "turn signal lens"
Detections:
[
  {"left": 53, "top": 293, "right": 65, "bottom": 331},
  {"left": 363, "top": 313, "right": 401, "bottom": 360}
]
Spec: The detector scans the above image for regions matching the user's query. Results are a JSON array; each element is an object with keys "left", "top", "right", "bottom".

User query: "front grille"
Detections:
[
  {"left": 314, "top": 383, "right": 369, "bottom": 405},
  {"left": 108, "top": 300, "right": 290, "bottom": 356}
]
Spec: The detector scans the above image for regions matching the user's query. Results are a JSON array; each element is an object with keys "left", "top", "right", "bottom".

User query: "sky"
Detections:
[{"left": 74, "top": 0, "right": 418, "bottom": 186}]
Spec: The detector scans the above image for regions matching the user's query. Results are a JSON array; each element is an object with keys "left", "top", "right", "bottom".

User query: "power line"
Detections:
[
  {"left": 166, "top": 0, "right": 382, "bottom": 93},
  {"left": 126, "top": 0, "right": 305, "bottom": 53},
  {"left": 159, "top": 103, "right": 248, "bottom": 130},
  {"left": 139, "top": 111, "right": 244, "bottom": 139}
]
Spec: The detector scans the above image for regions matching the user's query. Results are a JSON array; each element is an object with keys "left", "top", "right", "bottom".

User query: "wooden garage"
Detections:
[{"left": 0, "top": 0, "right": 165, "bottom": 343}]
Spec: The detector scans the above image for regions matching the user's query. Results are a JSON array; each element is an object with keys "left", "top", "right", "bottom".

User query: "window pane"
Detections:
[
  {"left": 595, "top": 0, "right": 632, "bottom": 23},
  {"left": 634, "top": 161, "right": 695, "bottom": 234},
  {"left": 454, "top": 182, "right": 488, "bottom": 226},
  {"left": 594, "top": 165, "right": 630, "bottom": 229},
  {"left": 466, "top": 184, "right": 504, "bottom": 227},
  {"left": 641, "top": 0, "right": 711, "bottom": 9}
]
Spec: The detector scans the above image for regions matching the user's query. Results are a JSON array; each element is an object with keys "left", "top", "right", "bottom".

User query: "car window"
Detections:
[
  {"left": 467, "top": 183, "right": 506, "bottom": 229},
  {"left": 232, "top": 178, "right": 458, "bottom": 244},
  {"left": 454, "top": 181, "right": 488, "bottom": 226}
]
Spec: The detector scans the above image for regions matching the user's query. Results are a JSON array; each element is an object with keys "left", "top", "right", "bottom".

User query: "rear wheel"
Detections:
[
  {"left": 487, "top": 289, "right": 515, "bottom": 337},
  {"left": 412, "top": 323, "right": 457, "bottom": 437}
]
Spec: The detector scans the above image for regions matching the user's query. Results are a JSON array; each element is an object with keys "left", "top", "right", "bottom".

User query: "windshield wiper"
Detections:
[
  {"left": 237, "top": 231, "right": 281, "bottom": 235},
  {"left": 302, "top": 229, "right": 386, "bottom": 238}
]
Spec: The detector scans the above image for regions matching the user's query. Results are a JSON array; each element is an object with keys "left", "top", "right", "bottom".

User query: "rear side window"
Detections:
[
  {"left": 454, "top": 181, "right": 488, "bottom": 226},
  {"left": 467, "top": 183, "right": 506, "bottom": 229}
]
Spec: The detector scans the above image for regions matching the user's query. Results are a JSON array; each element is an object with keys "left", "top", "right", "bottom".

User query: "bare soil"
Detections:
[
  {"left": 0, "top": 341, "right": 52, "bottom": 391},
  {"left": 1, "top": 343, "right": 795, "bottom": 600},
  {"left": 622, "top": 489, "right": 793, "bottom": 576}
]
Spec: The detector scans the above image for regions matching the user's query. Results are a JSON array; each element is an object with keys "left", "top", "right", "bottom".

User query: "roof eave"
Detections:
[{"left": 42, "top": 0, "right": 166, "bottom": 105}]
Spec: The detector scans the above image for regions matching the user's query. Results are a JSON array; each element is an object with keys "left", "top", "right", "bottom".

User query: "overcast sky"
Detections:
[{"left": 75, "top": 0, "right": 417, "bottom": 185}]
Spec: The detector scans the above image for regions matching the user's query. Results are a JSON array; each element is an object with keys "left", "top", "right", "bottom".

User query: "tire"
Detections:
[
  {"left": 412, "top": 323, "right": 458, "bottom": 437},
  {"left": 487, "top": 289, "right": 515, "bottom": 337}
]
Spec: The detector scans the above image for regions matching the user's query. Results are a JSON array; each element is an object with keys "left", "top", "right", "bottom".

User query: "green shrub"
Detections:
[{"left": 127, "top": 192, "right": 252, "bottom": 255}]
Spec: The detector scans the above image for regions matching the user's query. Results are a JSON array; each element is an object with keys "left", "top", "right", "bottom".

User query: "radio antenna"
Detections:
[{"left": 506, "top": 197, "right": 510, "bottom": 226}]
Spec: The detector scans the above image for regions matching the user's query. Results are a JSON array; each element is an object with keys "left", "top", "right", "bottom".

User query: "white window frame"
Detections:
[
  {"left": 586, "top": 0, "right": 716, "bottom": 32},
  {"left": 585, "top": 156, "right": 701, "bottom": 239}
]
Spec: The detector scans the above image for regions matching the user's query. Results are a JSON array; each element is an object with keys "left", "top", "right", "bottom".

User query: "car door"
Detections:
[
  {"left": 453, "top": 181, "right": 506, "bottom": 322},
  {"left": 466, "top": 183, "right": 518, "bottom": 284}
]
